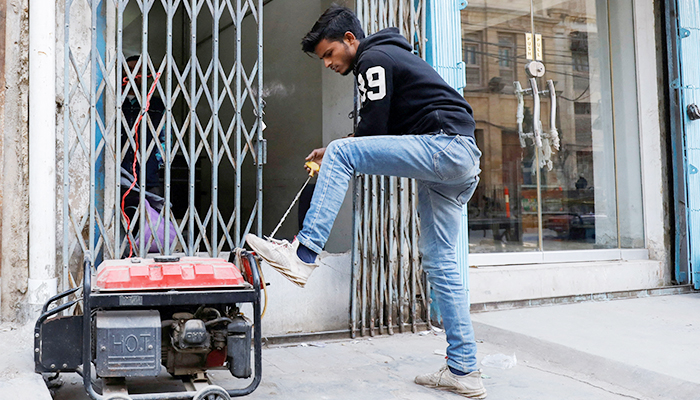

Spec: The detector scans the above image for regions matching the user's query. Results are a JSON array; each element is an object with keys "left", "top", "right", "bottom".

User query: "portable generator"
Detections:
[{"left": 34, "top": 250, "right": 263, "bottom": 400}]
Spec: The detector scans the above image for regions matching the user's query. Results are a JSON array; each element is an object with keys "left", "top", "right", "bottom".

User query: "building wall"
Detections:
[
  {"left": 1, "top": 0, "right": 30, "bottom": 322},
  {"left": 0, "top": 0, "right": 672, "bottom": 328}
]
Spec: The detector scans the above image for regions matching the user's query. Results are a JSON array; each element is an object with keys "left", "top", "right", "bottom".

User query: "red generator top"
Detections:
[{"left": 95, "top": 257, "right": 247, "bottom": 291}]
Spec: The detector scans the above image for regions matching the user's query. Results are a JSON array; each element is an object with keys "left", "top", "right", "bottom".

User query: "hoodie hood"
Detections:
[{"left": 355, "top": 28, "right": 412, "bottom": 65}]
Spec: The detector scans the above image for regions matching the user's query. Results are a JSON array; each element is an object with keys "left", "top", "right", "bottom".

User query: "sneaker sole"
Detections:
[
  {"left": 416, "top": 382, "right": 487, "bottom": 399},
  {"left": 257, "top": 259, "right": 308, "bottom": 288}
]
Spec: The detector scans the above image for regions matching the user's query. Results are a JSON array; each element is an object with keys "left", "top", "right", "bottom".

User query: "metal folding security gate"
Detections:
[
  {"left": 351, "top": 0, "right": 429, "bottom": 338},
  {"left": 60, "top": 0, "right": 264, "bottom": 290}
]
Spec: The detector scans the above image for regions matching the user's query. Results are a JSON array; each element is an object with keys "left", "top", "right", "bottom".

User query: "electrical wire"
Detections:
[{"left": 121, "top": 71, "right": 163, "bottom": 258}]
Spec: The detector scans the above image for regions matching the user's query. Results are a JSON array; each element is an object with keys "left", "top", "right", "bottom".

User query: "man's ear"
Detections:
[{"left": 344, "top": 31, "right": 357, "bottom": 45}]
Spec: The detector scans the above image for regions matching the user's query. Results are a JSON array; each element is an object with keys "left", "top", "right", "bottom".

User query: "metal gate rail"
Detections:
[{"left": 351, "top": 0, "right": 428, "bottom": 338}]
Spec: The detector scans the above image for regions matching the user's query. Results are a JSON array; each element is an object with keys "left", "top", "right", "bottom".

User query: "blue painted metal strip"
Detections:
[
  {"left": 94, "top": 0, "right": 106, "bottom": 265},
  {"left": 677, "top": 0, "right": 700, "bottom": 289}
]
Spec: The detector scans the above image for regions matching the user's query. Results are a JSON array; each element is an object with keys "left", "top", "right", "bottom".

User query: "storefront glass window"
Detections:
[{"left": 462, "top": 0, "right": 644, "bottom": 254}]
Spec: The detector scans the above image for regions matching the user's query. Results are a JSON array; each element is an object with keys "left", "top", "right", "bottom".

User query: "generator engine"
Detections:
[{"left": 161, "top": 308, "right": 251, "bottom": 377}]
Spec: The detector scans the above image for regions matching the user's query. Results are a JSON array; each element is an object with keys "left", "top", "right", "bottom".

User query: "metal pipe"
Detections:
[
  {"left": 89, "top": 0, "right": 97, "bottom": 263},
  {"left": 164, "top": 0, "right": 174, "bottom": 255},
  {"left": 361, "top": 174, "right": 369, "bottom": 336},
  {"left": 351, "top": 174, "right": 361, "bottom": 338},
  {"left": 138, "top": 0, "right": 150, "bottom": 256},
  {"left": 370, "top": 175, "right": 377, "bottom": 336},
  {"left": 257, "top": 0, "right": 265, "bottom": 238},
  {"left": 212, "top": 0, "right": 220, "bottom": 256},
  {"left": 410, "top": 179, "right": 418, "bottom": 333},
  {"left": 235, "top": 0, "right": 243, "bottom": 245},
  {"left": 398, "top": 177, "right": 406, "bottom": 333},
  {"left": 388, "top": 176, "right": 396, "bottom": 335},
  {"left": 378, "top": 176, "right": 386, "bottom": 335},
  {"left": 606, "top": 0, "right": 621, "bottom": 249},
  {"left": 188, "top": 0, "right": 198, "bottom": 255},
  {"left": 115, "top": 2, "right": 124, "bottom": 259}
]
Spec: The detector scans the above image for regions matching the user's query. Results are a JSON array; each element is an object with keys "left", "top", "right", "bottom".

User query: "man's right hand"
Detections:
[{"left": 305, "top": 147, "right": 326, "bottom": 173}]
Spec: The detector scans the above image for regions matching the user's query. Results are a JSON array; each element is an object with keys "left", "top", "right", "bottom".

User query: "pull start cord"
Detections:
[{"left": 269, "top": 161, "right": 320, "bottom": 238}]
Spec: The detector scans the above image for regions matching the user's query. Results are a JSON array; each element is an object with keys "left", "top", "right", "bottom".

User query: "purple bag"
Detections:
[{"left": 135, "top": 199, "right": 177, "bottom": 253}]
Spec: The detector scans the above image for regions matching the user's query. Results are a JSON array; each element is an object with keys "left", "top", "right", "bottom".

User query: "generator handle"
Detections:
[{"left": 40, "top": 286, "right": 80, "bottom": 315}]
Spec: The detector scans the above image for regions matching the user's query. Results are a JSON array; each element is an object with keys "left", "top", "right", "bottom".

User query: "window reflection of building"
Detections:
[
  {"left": 464, "top": 32, "right": 483, "bottom": 87},
  {"left": 461, "top": 2, "right": 625, "bottom": 253},
  {"left": 497, "top": 33, "right": 516, "bottom": 85}
]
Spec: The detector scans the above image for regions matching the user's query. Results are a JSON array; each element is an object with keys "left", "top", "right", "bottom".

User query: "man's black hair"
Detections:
[
  {"left": 125, "top": 55, "right": 140, "bottom": 63},
  {"left": 301, "top": 5, "right": 365, "bottom": 54}
]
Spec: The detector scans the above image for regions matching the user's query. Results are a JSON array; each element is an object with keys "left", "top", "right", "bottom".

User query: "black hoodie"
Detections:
[{"left": 353, "top": 28, "right": 475, "bottom": 138}]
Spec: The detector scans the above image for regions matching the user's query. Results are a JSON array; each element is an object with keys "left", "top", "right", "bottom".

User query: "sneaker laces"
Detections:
[{"left": 263, "top": 236, "right": 291, "bottom": 247}]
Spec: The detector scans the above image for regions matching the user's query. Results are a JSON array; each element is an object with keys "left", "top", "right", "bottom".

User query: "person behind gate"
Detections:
[{"left": 245, "top": 5, "right": 486, "bottom": 398}]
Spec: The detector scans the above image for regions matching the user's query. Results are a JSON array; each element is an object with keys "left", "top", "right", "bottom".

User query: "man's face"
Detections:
[{"left": 314, "top": 33, "right": 358, "bottom": 76}]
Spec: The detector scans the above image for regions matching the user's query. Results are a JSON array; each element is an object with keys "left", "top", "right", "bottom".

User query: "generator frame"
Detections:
[{"left": 34, "top": 251, "right": 263, "bottom": 400}]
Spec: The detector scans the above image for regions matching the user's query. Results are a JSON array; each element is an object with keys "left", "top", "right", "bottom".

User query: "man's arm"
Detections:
[{"left": 354, "top": 50, "right": 394, "bottom": 137}]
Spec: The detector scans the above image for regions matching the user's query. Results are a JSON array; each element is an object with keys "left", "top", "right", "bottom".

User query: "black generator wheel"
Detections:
[
  {"left": 193, "top": 385, "right": 231, "bottom": 400},
  {"left": 104, "top": 394, "right": 133, "bottom": 400}
]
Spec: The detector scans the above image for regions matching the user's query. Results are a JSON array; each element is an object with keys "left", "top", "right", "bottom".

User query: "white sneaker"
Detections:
[
  {"left": 415, "top": 365, "right": 487, "bottom": 398},
  {"left": 245, "top": 234, "right": 318, "bottom": 288}
]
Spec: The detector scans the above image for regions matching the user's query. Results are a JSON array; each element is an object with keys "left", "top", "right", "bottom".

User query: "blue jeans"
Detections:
[{"left": 297, "top": 133, "right": 482, "bottom": 373}]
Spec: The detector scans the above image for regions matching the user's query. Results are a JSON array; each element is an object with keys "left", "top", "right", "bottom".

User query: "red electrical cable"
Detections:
[{"left": 121, "top": 71, "right": 162, "bottom": 258}]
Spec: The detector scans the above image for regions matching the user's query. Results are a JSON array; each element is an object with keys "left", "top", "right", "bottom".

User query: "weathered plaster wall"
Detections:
[
  {"left": 1, "top": 0, "right": 30, "bottom": 322},
  {"left": 0, "top": 0, "right": 7, "bottom": 311}
]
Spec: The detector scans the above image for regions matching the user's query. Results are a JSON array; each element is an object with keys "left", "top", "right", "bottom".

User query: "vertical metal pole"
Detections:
[
  {"left": 370, "top": 175, "right": 377, "bottom": 337},
  {"left": 408, "top": 0, "right": 413, "bottom": 35},
  {"left": 398, "top": 0, "right": 404, "bottom": 39},
  {"left": 164, "top": 0, "right": 174, "bottom": 255},
  {"left": 410, "top": 179, "right": 418, "bottom": 333},
  {"left": 63, "top": 0, "right": 72, "bottom": 291},
  {"left": 115, "top": 0, "right": 124, "bottom": 258},
  {"left": 257, "top": 0, "right": 264, "bottom": 237},
  {"left": 606, "top": 0, "right": 621, "bottom": 249},
  {"left": 420, "top": 0, "right": 426, "bottom": 59},
  {"left": 350, "top": 70, "right": 361, "bottom": 337},
  {"left": 211, "top": 0, "right": 220, "bottom": 256},
  {"left": 138, "top": 0, "right": 150, "bottom": 256},
  {"left": 89, "top": 0, "right": 98, "bottom": 264},
  {"left": 378, "top": 176, "right": 385, "bottom": 335},
  {"left": 388, "top": 176, "right": 395, "bottom": 335},
  {"left": 361, "top": 174, "right": 370, "bottom": 336},
  {"left": 351, "top": 174, "right": 361, "bottom": 338},
  {"left": 398, "top": 177, "right": 405, "bottom": 333},
  {"left": 235, "top": 0, "right": 242, "bottom": 243},
  {"left": 189, "top": 0, "right": 198, "bottom": 255}
]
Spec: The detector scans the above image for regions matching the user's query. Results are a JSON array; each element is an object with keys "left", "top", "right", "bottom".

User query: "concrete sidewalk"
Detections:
[{"left": 5, "top": 292, "right": 699, "bottom": 399}]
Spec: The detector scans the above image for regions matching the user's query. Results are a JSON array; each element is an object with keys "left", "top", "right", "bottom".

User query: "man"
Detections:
[{"left": 246, "top": 5, "right": 485, "bottom": 398}]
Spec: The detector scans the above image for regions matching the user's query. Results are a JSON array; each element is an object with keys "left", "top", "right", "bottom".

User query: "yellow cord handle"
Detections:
[{"left": 305, "top": 161, "right": 320, "bottom": 177}]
